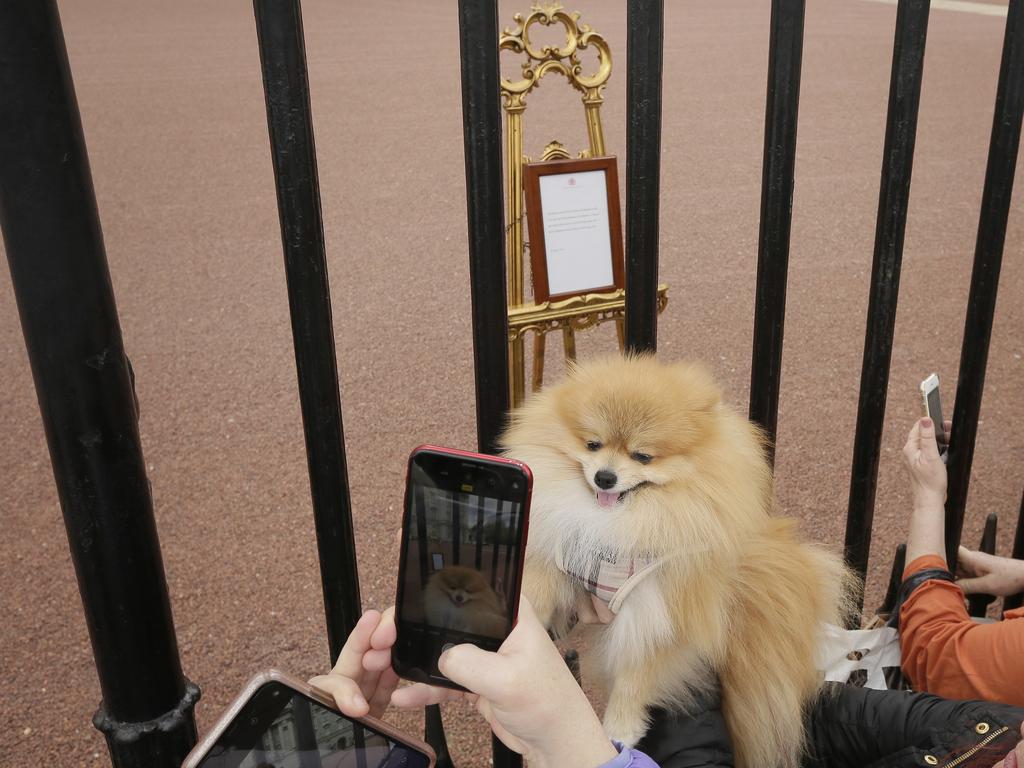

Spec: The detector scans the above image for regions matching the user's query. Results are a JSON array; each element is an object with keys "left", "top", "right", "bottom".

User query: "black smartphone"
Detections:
[
  {"left": 182, "top": 670, "right": 435, "bottom": 768},
  {"left": 392, "top": 445, "right": 532, "bottom": 690}
]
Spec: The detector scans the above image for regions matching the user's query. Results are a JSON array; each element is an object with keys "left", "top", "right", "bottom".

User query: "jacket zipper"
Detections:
[{"left": 939, "top": 725, "right": 1010, "bottom": 768}]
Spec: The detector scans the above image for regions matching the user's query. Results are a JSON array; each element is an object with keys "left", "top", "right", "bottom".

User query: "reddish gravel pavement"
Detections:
[{"left": 1, "top": 1, "right": 1021, "bottom": 766}]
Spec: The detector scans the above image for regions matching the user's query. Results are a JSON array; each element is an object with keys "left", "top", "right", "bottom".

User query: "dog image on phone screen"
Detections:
[
  {"left": 500, "top": 355, "right": 854, "bottom": 768},
  {"left": 423, "top": 565, "right": 508, "bottom": 638}
]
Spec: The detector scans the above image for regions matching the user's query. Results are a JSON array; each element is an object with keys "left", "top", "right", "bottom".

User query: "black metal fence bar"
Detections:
[
  {"left": 748, "top": 0, "right": 806, "bottom": 461},
  {"left": 1004, "top": 489, "right": 1024, "bottom": 614},
  {"left": 458, "top": 0, "right": 510, "bottom": 456},
  {"left": 0, "top": 2, "right": 198, "bottom": 765},
  {"left": 424, "top": 706, "right": 453, "bottom": 768},
  {"left": 457, "top": 2, "right": 517, "bottom": 766},
  {"left": 844, "top": 0, "right": 931, "bottom": 606},
  {"left": 877, "top": 543, "right": 907, "bottom": 617},
  {"left": 967, "top": 514, "right": 998, "bottom": 617},
  {"left": 944, "top": 0, "right": 1024, "bottom": 572},
  {"left": 253, "top": 0, "right": 361, "bottom": 661},
  {"left": 624, "top": 0, "right": 665, "bottom": 354}
]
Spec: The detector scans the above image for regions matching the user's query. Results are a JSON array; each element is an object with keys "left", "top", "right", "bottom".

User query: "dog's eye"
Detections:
[
  {"left": 631, "top": 452, "right": 653, "bottom": 465},
  {"left": 585, "top": 440, "right": 602, "bottom": 452}
]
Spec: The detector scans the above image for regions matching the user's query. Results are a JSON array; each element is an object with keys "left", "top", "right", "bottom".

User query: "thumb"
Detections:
[
  {"left": 438, "top": 642, "right": 514, "bottom": 701},
  {"left": 918, "top": 418, "right": 941, "bottom": 461}
]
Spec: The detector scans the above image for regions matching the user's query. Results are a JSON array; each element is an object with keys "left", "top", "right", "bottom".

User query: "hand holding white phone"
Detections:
[{"left": 919, "top": 373, "right": 949, "bottom": 461}]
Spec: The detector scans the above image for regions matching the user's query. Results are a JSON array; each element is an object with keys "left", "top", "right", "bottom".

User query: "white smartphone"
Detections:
[{"left": 919, "top": 373, "right": 949, "bottom": 460}]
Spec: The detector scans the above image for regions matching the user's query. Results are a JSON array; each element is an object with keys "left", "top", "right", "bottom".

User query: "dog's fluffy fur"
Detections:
[{"left": 500, "top": 355, "right": 854, "bottom": 768}]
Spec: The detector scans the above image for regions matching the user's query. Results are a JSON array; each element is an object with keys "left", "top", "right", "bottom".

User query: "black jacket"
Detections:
[{"left": 637, "top": 682, "right": 1024, "bottom": 768}]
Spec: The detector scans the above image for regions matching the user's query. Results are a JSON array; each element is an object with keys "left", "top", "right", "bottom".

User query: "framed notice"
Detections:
[{"left": 523, "top": 156, "right": 625, "bottom": 303}]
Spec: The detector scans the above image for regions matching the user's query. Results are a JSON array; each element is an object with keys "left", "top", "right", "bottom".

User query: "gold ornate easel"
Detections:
[{"left": 500, "top": 3, "right": 668, "bottom": 407}]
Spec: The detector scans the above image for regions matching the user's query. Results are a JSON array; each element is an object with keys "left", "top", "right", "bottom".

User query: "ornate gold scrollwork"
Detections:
[
  {"left": 539, "top": 140, "right": 571, "bottom": 161},
  {"left": 499, "top": 2, "right": 612, "bottom": 110},
  {"left": 501, "top": 3, "right": 667, "bottom": 406}
]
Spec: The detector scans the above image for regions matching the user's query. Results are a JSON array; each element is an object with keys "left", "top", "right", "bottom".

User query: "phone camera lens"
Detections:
[{"left": 249, "top": 716, "right": 259, "bottom": 726}]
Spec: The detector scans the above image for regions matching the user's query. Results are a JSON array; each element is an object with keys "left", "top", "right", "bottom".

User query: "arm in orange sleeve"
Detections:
[{"left": 899, "top": 554, "right": 1024, "bottom": 706}]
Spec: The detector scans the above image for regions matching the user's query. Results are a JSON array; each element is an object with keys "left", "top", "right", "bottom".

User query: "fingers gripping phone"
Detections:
[
  {"left": 182, "top": 670, "right": 435, "bottom": 768},
  {"left": 920, "top": 373, "right": 949, "bottom": 461},
  {"left": 393, "top": 446, "right": 532, "bottom": 690}
]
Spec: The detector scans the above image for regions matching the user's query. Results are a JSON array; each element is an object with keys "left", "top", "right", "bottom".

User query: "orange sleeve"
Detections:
[{"left": 899, "top": 554, "right": 1024, "bottom": 705}]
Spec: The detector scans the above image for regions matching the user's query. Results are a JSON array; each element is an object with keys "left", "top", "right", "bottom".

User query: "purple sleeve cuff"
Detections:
[{"left": 598, "top": 742, "right": 660, "bottom": 768}]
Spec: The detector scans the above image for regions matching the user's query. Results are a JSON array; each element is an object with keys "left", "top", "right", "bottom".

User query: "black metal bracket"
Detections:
[
  {"left": 93, "top": 680, "right": 201, "bottom": 747},
  {"left": 91, "top": 681, "right": 200, "bottom": 768}
]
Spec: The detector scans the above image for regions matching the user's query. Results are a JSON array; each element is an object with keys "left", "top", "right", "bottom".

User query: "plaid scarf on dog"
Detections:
[{"left": 555, "top": 539, "right": 664, "bottom": 614}]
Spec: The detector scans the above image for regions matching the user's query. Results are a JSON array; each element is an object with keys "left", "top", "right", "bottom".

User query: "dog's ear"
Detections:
[{"left": 669, "top": 360, "right": 721, "bottom": 412}]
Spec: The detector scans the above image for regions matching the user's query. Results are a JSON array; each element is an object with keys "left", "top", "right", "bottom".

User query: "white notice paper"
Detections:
[
  {"left": 817, "top": 623, "right": 904, "bottom": 690},
  {"left": 538, "top": 170, "right": 614, "bottom": 297}
]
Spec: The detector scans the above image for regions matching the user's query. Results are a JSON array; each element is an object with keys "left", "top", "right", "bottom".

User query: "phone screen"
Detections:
[
  {"left": 195, "top": 681, "right": 430, "bottom": 768},
  {"left": 926, "top": 386, "right": 948, "bottom": 452},
  {"left": 394, "top": 449, "right": 530, "bottom": 684}
]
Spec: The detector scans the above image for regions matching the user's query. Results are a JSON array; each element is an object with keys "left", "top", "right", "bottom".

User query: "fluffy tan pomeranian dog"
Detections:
[
  {"left": 500, "top": 355, "right": 854, "bottom": 768},
  {"left": 423, "top": 565, "right": 509, "bottom": 638}
]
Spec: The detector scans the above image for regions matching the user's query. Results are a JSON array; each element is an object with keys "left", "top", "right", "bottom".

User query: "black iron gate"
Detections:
[{"left": 1, "top": 0, "right": 1022, "bottom": 766}]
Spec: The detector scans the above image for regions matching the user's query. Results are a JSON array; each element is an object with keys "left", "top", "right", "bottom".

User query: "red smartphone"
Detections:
[
  {"left": 181, "top": 670, "right": 435, "bottom": 768},
  {"left": 392, "top": 445, "right": 532, "bottom": 690}
]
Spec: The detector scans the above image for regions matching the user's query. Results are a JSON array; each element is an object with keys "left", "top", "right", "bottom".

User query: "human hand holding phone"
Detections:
[
  {"left": 902, "top": 417, "right": 949, "bottom": 512},
  {"left": 314, "top": 598, "right": 618, "bottom": 768},
  {"left": 902, "top": 417, "right": 950, "bottom": 566}
]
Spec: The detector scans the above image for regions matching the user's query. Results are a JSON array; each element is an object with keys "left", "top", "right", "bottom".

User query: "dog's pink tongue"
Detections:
[{"left": 597, "top": 491, "right": 620, "bottom": 507}]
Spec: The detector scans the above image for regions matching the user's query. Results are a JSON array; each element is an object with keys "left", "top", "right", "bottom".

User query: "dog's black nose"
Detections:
[{"left": 594, "top": 469, "right": 617, "bottom": 489}]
